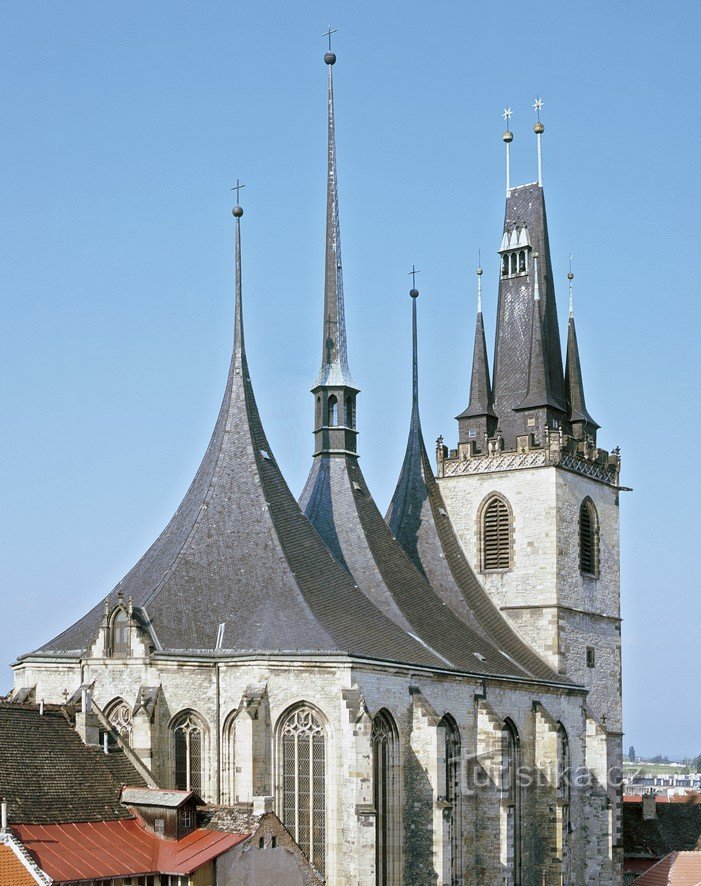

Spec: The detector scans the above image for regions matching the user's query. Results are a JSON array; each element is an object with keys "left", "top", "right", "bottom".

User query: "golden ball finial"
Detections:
[
  {"left": 534, "top": 121, "right": 545, "bottom": 135},
  {"left": 502, "top": 130, "right": 514, "bottom": 143}
]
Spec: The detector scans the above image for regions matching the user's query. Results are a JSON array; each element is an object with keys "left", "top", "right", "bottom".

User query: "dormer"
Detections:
[
  {"left": 88, "top": 594, "right": 154, "bottom": 659},
  {"left": 121, "top": 786, "right": 203, "bottom": 840},
  {"left": 499, "top": 224, "right": 531, "bottom": 278}
]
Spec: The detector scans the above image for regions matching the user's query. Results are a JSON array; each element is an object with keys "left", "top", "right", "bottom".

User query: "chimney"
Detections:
[
  {"left": 75, "top": 688, "right": 100, "bottom": 747},
  {"left": 253, "top": 795, "right": 274, "bottom": 816},
  {"left": 642, "top": 793, "right": 657, "bottom": 820},
  {"left": 1, "top": 798, "right": 8, "bottom": 833}
]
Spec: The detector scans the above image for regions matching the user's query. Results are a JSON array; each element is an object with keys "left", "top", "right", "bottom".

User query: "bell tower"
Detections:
[{"left": 438, "top": 109, "right": 625, "bottom": 877}]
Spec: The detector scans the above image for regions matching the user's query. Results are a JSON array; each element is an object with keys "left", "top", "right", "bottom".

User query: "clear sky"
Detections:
[{"left": 1, "top": 1, "right": 699, "bottom": 757}]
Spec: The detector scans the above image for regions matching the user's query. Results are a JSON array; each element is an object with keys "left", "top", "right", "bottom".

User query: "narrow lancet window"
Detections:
[
  {"left": 373, "top": 710, "right": 399, "bottom": 885},
  {"left": 345, "top": 394, "right": 355, "bottom": 428},
  {"left": 519, "top": 250, "right": 526, "bottom": 272},
  {"left": 111, "top": 609, "right": 130, "bottom": 657},
  {"left": 440, "top": 715, "right": 462, "bottom": 885},
  {"left": 280, "top": 705, "right": 326, "bottom": 876},
  {"left": 579, "top": 498, "right": 599, "bottom": 576},
  {"left": 328, "top": 395, "right": 339, "bottom": 426},
  {"left": 482, "top": 495, "right": 512, "bottom": 571},
  {"left": 557, "top": 724, "right": 571, "bottom": 877},
  {"left": 501, "top": 719, "right": 521, "bottom": 885},
  {"left": 173, "top": 712, "right": 204, "bottom": 793}
]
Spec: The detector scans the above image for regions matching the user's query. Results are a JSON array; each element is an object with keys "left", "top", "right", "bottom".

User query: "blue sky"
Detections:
[{"left": 1, "top": 1, "right": 698, "bottom": 757}]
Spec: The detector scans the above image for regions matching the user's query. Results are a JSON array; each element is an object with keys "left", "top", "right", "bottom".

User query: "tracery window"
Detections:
[
  {"left": 440, "top": 715, "right": 462, "bottom": 886},
  {"left": 173, "top": 712, "right": 204, "bottom": 793},
  {"left": 373, "top": 710, "right": 399, "bottom": 885},
  {"left": 111, "top": 609, "right": 130, "bottom": 657},
  {"left": 501, "top": 719, "right": 521, "bottom": 886},
  {"left": 280, "top": 705, "right": 326, "bottom": 876},
  {"left": 482, "top": 495, "right": 512, "bottom": 571},
  {"left": 107, "top": 700, "right": 133, "bottom": 746},
  {"left": 579, "top": 498, "right": 599, "bottom": 576}
]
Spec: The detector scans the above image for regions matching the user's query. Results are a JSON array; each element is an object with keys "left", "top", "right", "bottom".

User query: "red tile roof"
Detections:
[
  {"left": 633, "top": 851, "right": 701, "bottom": 885},
  {"left": 13, "top": 819, "right": 248, "bottom": 882}
]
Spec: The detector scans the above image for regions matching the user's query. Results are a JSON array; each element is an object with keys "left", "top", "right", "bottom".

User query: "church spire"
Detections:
[
  {"left": 457, "top": 264, "right": 497, "bottom": 447},
  {"left": 564, "top": 268, "right": 599, "bottom": 440},
  {"left": 311, "top": 39, "right": 359, "bottom": 457},
  {"left": 232, "top": 183, "right": 245, "bottom": 369},
  {"left": 516, "top": 253, "right": 562, "bottom": 415}
]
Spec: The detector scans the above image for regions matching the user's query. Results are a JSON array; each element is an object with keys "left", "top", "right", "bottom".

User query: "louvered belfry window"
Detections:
[
  {"left": 579, "top": 499, "right": 599, "bottom": 576},
  {"left": 281, "top": 706, "right": 326, "bottom": 876},
  {"left": 482, "top": 496, "right": 511, "bottom": 571}
]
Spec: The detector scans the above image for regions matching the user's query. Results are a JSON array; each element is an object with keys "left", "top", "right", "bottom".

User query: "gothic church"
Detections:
[{"left": 11, "top": 49, "right": 624, "bottom": 885}]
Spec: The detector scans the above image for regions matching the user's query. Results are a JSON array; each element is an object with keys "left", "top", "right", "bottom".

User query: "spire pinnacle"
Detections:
[
  {"left": 232, "top": 183, "right": 245, "bottom": 362},
  {"left": 533, "top": 252, "right": 541, "bottom": 301},
  {"left": 502, "top": 107, "right": 514, "bottom": 196},
  {"left": 533, "top": 96, "right": 544, "bottom": 186},
  {"left": 476, "top": 258, "right": 483, "bottom": 314},
  {"left": 568, "top": 255, "right": 574, "bottom": 318},
  {"left": 408, "top": 270, "right": 420, "bottom": 424},
  {"left": 314, "top": 34, "right": 356, "bottom": 391}
]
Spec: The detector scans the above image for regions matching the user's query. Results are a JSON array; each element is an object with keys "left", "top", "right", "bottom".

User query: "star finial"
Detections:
[
  {"left": 533, "top": 96, "right": 544, "bottom": 119},
  {"left": 502, "top": 106, "right": 513, "bottom": 122}
]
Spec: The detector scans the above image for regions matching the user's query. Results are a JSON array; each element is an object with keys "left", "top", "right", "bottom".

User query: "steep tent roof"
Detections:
[
  {"left": 386, "top": 294, "right": 565, "bottom": 684},
  {"left": 24, "top": 207, "right": 444, "bottom": 671}
]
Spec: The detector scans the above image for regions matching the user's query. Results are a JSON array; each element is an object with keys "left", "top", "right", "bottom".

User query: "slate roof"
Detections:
[
  {"left": 565, "top": 313, "right": 599, "bottom": 429},
  {"left": 26, "top": 214, "right": 443, "bottom": 671},
  {"left": 386, "top": 296, "right": 566, "bottom": 684},
  {"left": 456, "top": 307, "right": 496, "bottom": 420},
  {"left": 624, "top": 797, "right": 701, "bottom": 861},
  {"left": 121, "top": 787, "right": 200, "bottom": 809},
  {"left": 0, "top": 701, "right": 145, "bottom": 824},
  {"left": 491, "top": 183, "right": 567, "bottom": 447}
]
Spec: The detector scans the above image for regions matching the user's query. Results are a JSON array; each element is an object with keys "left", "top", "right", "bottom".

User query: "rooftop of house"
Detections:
[
  {"left": 624, "top": 796, "right": 701, "bottom": 861},
  {"left": 0, "top": 701, "right": 145, "bottom": 825},
  {"left": 631, "top": 851, "right": 701, "bottom": 885}
]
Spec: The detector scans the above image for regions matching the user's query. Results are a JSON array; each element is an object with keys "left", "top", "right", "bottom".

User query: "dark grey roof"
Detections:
[
  {"left": 27, "top": 218, "right": 442, "bottom": 671},
  {"left": 0, "top": 702, "right": 144, "bottom": 824},
  {"left": 456, "top": 309, "right": 496, "bottom": 420},
  {"left": 386, "top": 299, "right": 567, "bottom": 685},
  {"left": 565, "top": 315, "right": 599, "bottom": 429},
  {"left": 492, "top": 183, "right": 567, "bottom": 445},
  {"left": 516, "top": 274, "right": 563, "bottom": 412}
]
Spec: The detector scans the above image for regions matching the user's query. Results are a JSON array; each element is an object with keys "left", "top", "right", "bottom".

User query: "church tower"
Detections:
[{"left": 437, "top": 114, "right": 624, "bottom": 872}]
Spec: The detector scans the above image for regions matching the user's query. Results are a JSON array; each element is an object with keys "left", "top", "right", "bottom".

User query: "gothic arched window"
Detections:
[
  {"left": 111, "top": 609, "right": 130, "bottom": 657},
  {"left": 502, "top": 719, "right": 521, "bottom": 885},
  {"left": 280, "top": 705, "right": 326, "bottom": 877},
  {"left": 222, "top": 711, "right": 237, "bottom": 805},
  {"left": 372, "top": 709, "right": 399, "bottom": 885},
  {"left": 502, "top": 255, "right": 509, "bottom": 276},
  {"left": 481, "top": 495, "right": 512, "bottom": 571},
  {"left": 440, "top": 715, "right": 462, "bottom": 885},
  {"left": 173, "top": 712, "right": 205, "bottom": 793},
  {"left": 510, "top": 253, "right": 517, "bottom": 275},
  {"left": 328, "top": 395, "right": 339, "bottom": 426},
  {"left": 557, "top": 724, "right": 571, "bottom": 876},
  {"left": 107, "top": 699, "right": 133, "bottom": 746},
  {"left": 579, "top": 498, "right": 599, "bottom": 577},
  {"left": 518, "top": 250, "right": 526, "bottom": 272}
]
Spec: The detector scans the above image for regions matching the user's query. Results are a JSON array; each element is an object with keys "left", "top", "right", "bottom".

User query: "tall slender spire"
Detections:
[
  {"left": 502, "top": 107, "right": 514, "bottom": 196},
  {"left": 314, "top": 40, "right": 355, "bottom": 390},
  {"left": 533, "top": 97, "right": 544, "bottom": 186},
  {"left": 232, "top": 191, "right": 245, "bottom": 366},
  {"left": 564, "top": 268, "right": 599, "bottom": 439},
  {"left": 310, "top": 39, "right": 359, "bottom": 457},
  {"left": 456, "top": 264, "right": 496, "bottom": 446}
]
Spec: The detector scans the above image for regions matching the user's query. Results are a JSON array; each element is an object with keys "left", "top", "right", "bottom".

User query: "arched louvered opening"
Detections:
[
  {"left": 345, "top": 394, "right": 355, "bottom": 428},
  {"left": 279, "top": 705, "right": 327, "bottom": 877},
  {"left": 502, "top": 254, "right": 509, "bottom": 276},
  {"left": 557, "top": 724, "right": 571, "bottom": 877},
  {"left": 579, "top": 498, "right": 599, "bottom": 576},
  {"left": 481, "top": 495, "right": 512, "bottom": 571},
  {"left": 328, "top": 394, "right": 339, "bottom": 426},
  {"left": 173, "top": 711, "right": 205, "bottom": 793},
  {"left": 510, "top": 253, "right": 518, "bottom": 275},
  {"left": 501, "top": 719, "right": 522, "bottom": 886},
  {"left": 439, "top": 715, "right": 462, "bottom": 885},
  {"left": 111, "top": 609, "right": 130, "bottom": 657},
  {"left": 373, "top": 709, "right": 399, "bottom": 885},
  {"left": 518, "top": 250, "right": 526, "bottom": 272}
]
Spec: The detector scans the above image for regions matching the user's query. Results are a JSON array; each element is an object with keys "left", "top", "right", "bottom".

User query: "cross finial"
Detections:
[
  {"left": 323, "top": 25, "right": 337, "bottom": 51},
  {"left": 230, "top": 178, "right": 245, "bottom": 204},
  {"left": 408, "top": 265, "right": 420, "bottom": 288}
]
